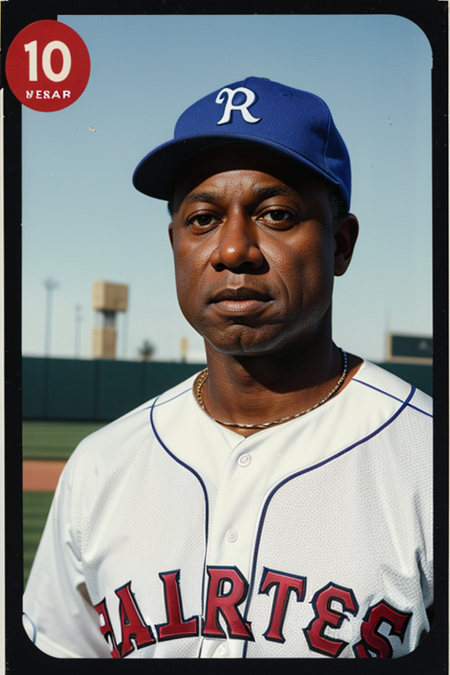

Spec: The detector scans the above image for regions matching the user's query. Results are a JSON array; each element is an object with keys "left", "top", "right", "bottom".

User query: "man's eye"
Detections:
[
  {"left": 261, "top": 209, "right": 293, "bottom": 222},
  {"left": 188, "top": 214, "right": 218, "bottom": 227}
]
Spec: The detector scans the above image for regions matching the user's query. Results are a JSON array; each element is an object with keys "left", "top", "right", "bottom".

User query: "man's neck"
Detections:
[{"left": 199, "top": 337, "right": 362, "bottom": 437}]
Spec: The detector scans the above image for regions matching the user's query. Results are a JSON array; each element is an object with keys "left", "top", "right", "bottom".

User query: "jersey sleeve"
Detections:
[
  {"left": 23, "top": 450, "right": 112, "bottom": 658},
  {"left": 410, "top": 388, "right": 434, "bottom": 611}
]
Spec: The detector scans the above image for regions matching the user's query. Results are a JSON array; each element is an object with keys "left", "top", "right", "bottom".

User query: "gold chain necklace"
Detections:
[{"left": 195, "top": 349, "right": 348, "bottom": 430}]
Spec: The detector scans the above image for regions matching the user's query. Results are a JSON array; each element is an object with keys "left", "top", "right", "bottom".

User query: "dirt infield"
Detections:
[{"left": 23, "top": 461, "right": 66, "bottom": 492}]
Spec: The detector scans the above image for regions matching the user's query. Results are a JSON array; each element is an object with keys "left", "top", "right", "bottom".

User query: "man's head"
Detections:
[{"left": 133, "top": 78, "right": 358, "bottom": 358}]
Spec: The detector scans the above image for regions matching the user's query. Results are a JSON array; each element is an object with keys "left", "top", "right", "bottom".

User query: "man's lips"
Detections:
[{"left": 209, "top": 287, "right": 272, "bottom": 314}]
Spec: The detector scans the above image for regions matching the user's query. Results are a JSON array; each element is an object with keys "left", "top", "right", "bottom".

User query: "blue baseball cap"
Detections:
[{"left": 133, "top": 76, "right": 351, "bottom": 210}]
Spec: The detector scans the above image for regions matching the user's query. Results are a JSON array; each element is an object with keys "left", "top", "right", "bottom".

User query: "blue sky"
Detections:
[{"left": 21, "top": 14, "right": 433, "bottom": 363}]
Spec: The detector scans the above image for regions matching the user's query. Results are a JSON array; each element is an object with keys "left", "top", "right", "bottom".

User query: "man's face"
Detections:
[{"left": 169, "top": 145, "right": 357, "bottom": 357}]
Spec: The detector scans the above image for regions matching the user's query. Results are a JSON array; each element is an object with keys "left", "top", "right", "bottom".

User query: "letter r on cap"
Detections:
[{"left": 215, "top": 87, "right": 261, "bottom": 125}]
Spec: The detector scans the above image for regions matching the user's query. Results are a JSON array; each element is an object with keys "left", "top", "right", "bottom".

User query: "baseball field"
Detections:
[{"left": 23, "top": 421, "right": 106, "bottom": 586}]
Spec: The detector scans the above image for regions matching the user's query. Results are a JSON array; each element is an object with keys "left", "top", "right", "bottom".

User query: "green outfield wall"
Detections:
[
  {"left": 22, "top": 356, "right": 432, "bottom": 422},
  {"left": 23, "top": 357, "right": 206, "bottom": 421}
]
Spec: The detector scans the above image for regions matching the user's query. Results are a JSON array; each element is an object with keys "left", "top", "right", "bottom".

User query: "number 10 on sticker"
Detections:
[
  {"left": 6, "top": 20, "right": 90, "bottom": 112},
  {"left": 25, "top": 40, "right": 72, "bottom": 82}
]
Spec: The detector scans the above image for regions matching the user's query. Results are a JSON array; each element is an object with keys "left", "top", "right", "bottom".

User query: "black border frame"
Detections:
[{"left": 3, "top": 0, "right": 448, "bottom": 672}]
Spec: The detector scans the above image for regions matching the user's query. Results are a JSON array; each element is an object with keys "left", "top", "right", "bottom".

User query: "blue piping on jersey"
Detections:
[
  {"left": 353, "top": 379, "right": 432, "bottom": 418},
  {"left": 153, "top": 386, "right": 194, "bottom": 408},
  {"left": 242, "top": 384, "right": 416, "bottom": 657},
  {"left": 408, "top": 403, "right": 433, "bottom": 417},
  {"left": 149, "top": 395, "right": 210, "bottom": 634},
  {"left": 22, "top": 612, "right": 37, "bottom": 644},
  {"left": 116, "top": 387, "right": 194, "bottom": 422}
]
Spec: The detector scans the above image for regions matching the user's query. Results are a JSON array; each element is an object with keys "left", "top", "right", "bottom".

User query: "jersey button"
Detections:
[
  {"left": 226, "top": 529, "right": 238, "bottom": 543},
  {"left": 215, "top": 643, "right": 228, "bottom": 657},
  {"left": 238, "top": 453, "right": 251, "bottom": 467}
]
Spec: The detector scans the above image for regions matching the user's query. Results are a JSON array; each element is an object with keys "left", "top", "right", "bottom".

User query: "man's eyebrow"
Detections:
[
  {"left": 182, "top": 191, "right": 219, "bottom": 205},
  {"left": 182, "top": 185, "right": 296, "bottom": 206},
  {"left": 253, "top": 185, "right": 297, "bottom": 199}
]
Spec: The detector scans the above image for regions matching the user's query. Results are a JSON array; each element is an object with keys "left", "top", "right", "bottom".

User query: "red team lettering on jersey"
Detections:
[
  {"left": 353, "top": 601, "right": 412, "bottom": 658},
  {"left": 304, "top": 582, "right": 359, "bottom": 657},
  {"left": 259, "top": 568, "right": 306, "bottom": 643},
  {"left": 94, "top": 568, "right": 411, "bottom": 659},
  {"left": 156, "top": 571, "right": 199, "bottom": 640},
  {"left": 202, "top": 567, "right": 253, "bottom": 640}
]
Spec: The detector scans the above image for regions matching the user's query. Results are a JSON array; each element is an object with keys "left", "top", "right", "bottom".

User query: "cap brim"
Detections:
[{"left": 132, "top": 133, "right": 343, "bottom": 202}]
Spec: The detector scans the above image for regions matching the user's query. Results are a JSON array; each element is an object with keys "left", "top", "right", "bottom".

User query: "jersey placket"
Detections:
[{"left": 199, "top": 435, "right": 265, "bottom": 658}]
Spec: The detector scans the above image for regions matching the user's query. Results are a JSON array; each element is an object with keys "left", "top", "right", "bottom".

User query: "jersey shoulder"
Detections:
[
  {"left": 352, "top": 360, "right": 432, "bottom": 416},
  {"left": 62, "top": 372, "right": 201, "bottom": 479}
]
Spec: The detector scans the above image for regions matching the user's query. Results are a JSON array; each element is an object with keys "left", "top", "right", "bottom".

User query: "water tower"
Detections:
[{"left": 92, "top": 281, "right": 128, "bottom": 359}]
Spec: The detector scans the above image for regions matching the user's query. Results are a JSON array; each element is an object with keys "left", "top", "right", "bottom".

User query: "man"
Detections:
[{"left": 23, "top": 77, "right": 433, "bottom": 659}]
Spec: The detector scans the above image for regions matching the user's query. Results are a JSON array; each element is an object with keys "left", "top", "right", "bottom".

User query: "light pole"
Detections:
[{"left": 43, "top": 277, "right": 59, "bottom": 357}]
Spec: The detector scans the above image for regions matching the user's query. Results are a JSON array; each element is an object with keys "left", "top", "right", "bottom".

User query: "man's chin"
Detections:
[{"left": 203, "top": 326, "right": 287, "bottom": 357}]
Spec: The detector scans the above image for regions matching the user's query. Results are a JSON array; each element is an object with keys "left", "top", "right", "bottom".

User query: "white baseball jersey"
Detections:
[{"left": 23, "top": 360, "right": 433, "bottom": 659}]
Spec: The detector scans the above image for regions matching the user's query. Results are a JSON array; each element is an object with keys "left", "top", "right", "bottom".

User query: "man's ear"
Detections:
[
  {"left": 334, "top": 214, "right": 359, "bottom": 277},
  {"left": 168, "top": 222, "right": 174, "bottom": 248}
]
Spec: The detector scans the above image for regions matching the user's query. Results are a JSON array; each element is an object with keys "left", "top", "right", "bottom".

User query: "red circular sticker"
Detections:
[{"left": 6, "top": 20, "right": 90, "bottom": 112}]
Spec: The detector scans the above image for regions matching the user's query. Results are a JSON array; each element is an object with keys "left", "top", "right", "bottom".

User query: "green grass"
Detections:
[
  {"left": 23, "top": 420, "right": 106, "bottom": 461},
  {"left": 23, "top": 491, "right": 55, "bottom": 587}
]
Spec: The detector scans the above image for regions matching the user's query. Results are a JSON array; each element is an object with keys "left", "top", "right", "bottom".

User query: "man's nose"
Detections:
[{"left": 209, "top": 214, "right": 264, "bottom": 270}]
